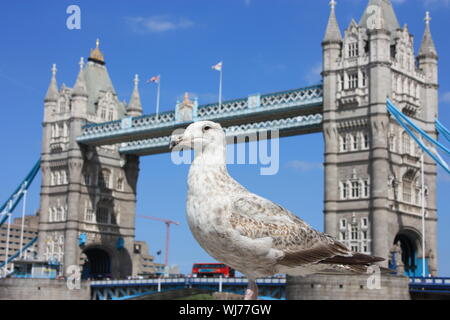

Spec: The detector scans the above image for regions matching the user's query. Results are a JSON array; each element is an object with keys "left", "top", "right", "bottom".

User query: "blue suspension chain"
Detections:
[{"left": 386, "top": 99, "right": 450, "bottom": 175}]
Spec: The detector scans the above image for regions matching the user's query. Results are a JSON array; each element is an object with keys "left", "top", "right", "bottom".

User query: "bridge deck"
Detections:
[{"left": 77, "top": 85, "right": 323, "bottom": 156}]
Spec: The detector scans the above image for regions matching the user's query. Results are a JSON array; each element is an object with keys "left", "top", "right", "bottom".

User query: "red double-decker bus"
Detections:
[{"left": 192, "top": 263, "right": 235, "bottom": 278}]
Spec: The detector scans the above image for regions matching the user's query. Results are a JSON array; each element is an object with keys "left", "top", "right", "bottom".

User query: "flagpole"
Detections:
[
  {"left": 156, "top": 75, "right": 161, "bottom": 118},
  {"left": 219, "top": 67, "right": 223, "bottom": 109},
  {"left": 421, "top": 153, "right": 426, "bottom": 277}
]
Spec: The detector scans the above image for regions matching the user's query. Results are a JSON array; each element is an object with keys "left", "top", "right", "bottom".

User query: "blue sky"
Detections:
[{"left": 0, "top": 0, "right": 449, "bottom": 275}]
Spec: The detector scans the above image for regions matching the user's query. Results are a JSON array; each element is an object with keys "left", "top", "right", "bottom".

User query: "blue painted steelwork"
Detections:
[
  {"left": 92, "top": 276, "right": 450, "bottom": 299},
  {"left": 119, "top": 113, "right": 323, "bottom": 155},
  {"left": 0, "top": 237, "right": 38, "bottom": 268},
  {"left": 90, "top": 277, "right": 286, "bottom": 300},
  {"left": 0, "top": 160, "right": 40, "bottom": 227},
  {"left": 436, "top": 119, "right": 450, "bottom": 143},
  {"left": 409, "top": 277, "right": 450, "bottom": 293},
  {"left": 77, "top": 85, "right": 324, "bottom": 151},
  {"left": 387, "top": 99, "right": 450, "bottom": 174}
]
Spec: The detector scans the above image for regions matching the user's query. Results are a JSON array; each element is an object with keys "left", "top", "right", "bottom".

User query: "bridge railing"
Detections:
[
  {"left": 90, "top": 277, "right": 287, "bottom": 287},
  {"left": 409, "top": 277, "right": 450, "bottom": 287},
  {"left": 77, "top": 85, "right": 323, "bottom": 145}
]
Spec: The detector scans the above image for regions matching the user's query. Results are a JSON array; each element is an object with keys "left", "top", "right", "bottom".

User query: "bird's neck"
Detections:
[
  {"left": 191, "top": 144, "right": 227, "bottom": 171},
  {"left": 188, "top": 145, "right": 229, "bottom": 191}
]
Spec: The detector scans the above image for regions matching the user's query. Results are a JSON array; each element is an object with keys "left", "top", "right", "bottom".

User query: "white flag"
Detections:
[{"left": 212, "top": 61, "right": 223, "bottom": 71}]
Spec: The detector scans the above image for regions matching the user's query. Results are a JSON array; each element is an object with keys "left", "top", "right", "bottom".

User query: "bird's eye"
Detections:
[{"left": 203, "top": 126, "right": 211, "bottom": 132}]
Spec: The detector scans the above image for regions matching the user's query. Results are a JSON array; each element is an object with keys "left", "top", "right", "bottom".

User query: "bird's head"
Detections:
[{"left": 169, "top": 121, "right": 226, "bottom": 153}]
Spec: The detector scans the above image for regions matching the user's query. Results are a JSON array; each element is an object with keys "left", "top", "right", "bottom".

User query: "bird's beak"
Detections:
[
  {"left": 169, "top": 135, "right": 191, "bottom": 149},
  {"left": 169, "top": 135, "right": 184, "bottom": 149}
]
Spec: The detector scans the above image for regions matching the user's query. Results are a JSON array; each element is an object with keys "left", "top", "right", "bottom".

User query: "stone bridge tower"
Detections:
[
  {"left": 38, "top": 41, "right": 141, "bottom": 278},
  {"left": 322, "top": 0, "right": 438, "bottom": 275}
]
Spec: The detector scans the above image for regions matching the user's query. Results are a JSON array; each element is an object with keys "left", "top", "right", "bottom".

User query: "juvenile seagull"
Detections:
[{"left": 170, "top": 121, "right": 385, "bottom": 300}]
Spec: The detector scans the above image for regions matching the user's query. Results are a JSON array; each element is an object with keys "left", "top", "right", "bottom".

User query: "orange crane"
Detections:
[{"left": 137, "top": 214, "right": 180, "bottom": 268}]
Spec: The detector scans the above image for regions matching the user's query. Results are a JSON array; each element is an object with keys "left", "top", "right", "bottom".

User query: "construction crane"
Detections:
[{"left": 137, "top": 214, "right": 180, "bottom": 268}]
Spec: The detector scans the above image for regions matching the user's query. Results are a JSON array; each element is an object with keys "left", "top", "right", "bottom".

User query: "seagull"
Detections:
[{"left": 170, "top": 121, "right": 385, "bottom": 300}]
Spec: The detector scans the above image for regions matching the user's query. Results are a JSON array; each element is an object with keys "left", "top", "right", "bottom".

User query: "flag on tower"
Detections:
[
  {"left": 147, "top": 75, "right": 160, "bottom": 84},
  {"left": 212, "top": 61, "right": 223, "bottom": 72},
  {"left": 212, "top": 62, "right": 223, "bottom": 107},
  {"left": 147, "top": 75, "right": 161, "bottom": 116}
]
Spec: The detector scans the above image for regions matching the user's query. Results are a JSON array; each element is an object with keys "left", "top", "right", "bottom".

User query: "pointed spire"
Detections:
[
  {"left": 45, "top": 64, "right": 59, "bottom": 102},
  {"left": 127, "top": 74, "right": 143, "bottom": 117},
  {"left": 72, "top": 57, "right": 88, "bottom": 97},
  {"left": 323, "top": 0, "right": 342, "bottom": 44},
  {"left": 419, "top": 11, "right": 438, "bottom": 59}
]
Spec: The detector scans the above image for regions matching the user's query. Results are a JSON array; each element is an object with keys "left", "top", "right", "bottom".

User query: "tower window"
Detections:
[
  {"left": 100, "top": 108, "right": 107, "bottom": 120},
  {"left": 363, "top": 180, "right": 370, "bottom": 198},
  {"left": 362, "top": 132, "right": 369, "bottom": 149},
  {"left": 352, "top": 134, "right": 359, "bottom": 150},
  {"left": 341, "top": 135, "right": 348, "bottom": 152},
  {"left": 402, "top": 132, "right": 411, "bottom": 155},
  {"left": 341, "top": 182, "right": 349, "bottom": 200},
  {"left": 340, "top": 218, "right": 347, "bottom": 229},
  {"left": 116, "top": 177, "right": 124, "bottom": 191},
  {"left": 351, "top": 181, "right": 360, "bottom": 198},
  {"left": 348, "top": 42, "right": 359, "bottom": 57},
  {"left": 108, "top": 110, "right": 114, "bottom": 122},
  {"left": 351, "top": 227, "right": 358, "bottom": 240},
  {"left": 96, "top": 207, "right": 109, "bottom": 224},
  {"left": 362, "top": 71, "right": 368, "bottom": 87},
  {"left": 348, "top": 73, "right": 358, "bottom": 89}
]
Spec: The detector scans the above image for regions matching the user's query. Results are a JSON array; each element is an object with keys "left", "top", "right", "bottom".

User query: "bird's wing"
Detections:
[{"left": 229, "top": 194, "right": 354, "bottom": 266}]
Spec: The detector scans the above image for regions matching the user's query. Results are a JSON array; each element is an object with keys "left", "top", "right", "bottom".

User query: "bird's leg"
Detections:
[{"left": 244, "top": 279, "right": 258, "bottom": 300}]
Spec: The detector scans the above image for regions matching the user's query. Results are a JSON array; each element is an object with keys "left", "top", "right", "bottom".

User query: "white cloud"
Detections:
[
  {"left": 286, "top": 160, "right": 323, "bottom": 172},
  {"left": 304, "top": 62, "right": 322, "bottom": 85},
  {"left": 127, "top": 15, "right": 194, "bottom": 34}
]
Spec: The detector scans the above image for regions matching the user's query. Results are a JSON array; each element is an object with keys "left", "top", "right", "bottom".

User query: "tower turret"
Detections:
[
  {"left": 43, "top": 64, "right": 59, "bottom": 124},
  {"left": 418, "top": 12, "right": 438, "bottom": 87},
  {"left": 322, "top": 0, "right": 342, "bottom": 237},
  {"left": 45, "top": 64, "right": 59, "bottom": 103},
  {"left": 323, "top": 0, "right": 342, "bottom": 45},
  {"left": 127, "top": 74, "right": 143, "bottom": 117}
]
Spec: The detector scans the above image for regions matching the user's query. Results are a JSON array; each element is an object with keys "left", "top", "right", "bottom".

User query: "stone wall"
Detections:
[
  {"left": 286, "top": 273, "right": 410, "bottom": 300},
  {"left": 0, "top": 278, "right": 90, "bottom": 300}
]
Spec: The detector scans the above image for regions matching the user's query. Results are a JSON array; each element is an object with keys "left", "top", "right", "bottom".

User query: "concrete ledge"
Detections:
[
  {"left": 0, "top": 278, "right": 90, "bottom": 300},
  {"left": 286, "top": 273, "right": 410, "bottom": 300}
]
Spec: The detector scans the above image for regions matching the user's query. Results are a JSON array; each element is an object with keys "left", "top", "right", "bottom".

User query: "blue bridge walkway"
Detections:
[{"left": 90, "top": 277, "right": 287, "bottom": 300}]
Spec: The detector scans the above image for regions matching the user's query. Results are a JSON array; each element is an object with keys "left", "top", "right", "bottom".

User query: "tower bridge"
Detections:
[{"left": 0, "top": 0, "right": 443, "bottom": 298}]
